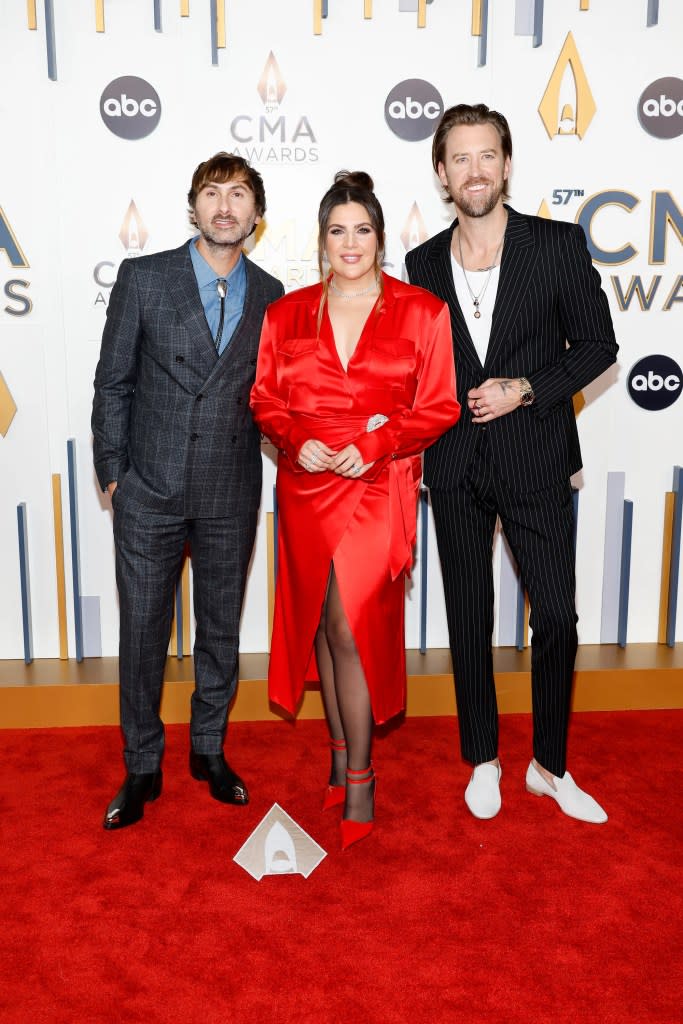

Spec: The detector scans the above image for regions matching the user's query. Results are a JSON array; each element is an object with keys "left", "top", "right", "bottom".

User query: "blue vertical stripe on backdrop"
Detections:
[
  {"left": 44, "top": 0, "right": 57, "bottom": 80},
  {"left": 666, "top": 466, "right": 682, "bottom": 647},
  {"left": 514, "top": 0, "right": 543, "bottom": 45},
  {"left": 273, "top": 485, "right": 278, "bottom": 581},
  {"left": 647, "top": 0, "right": 660, "bottom": 28},
  {"left": 532, "top": 0, "right": 544, "bottom": 47},
  {"left": 210, "top": 0, "right": 218, "bottom": 64},
  {"left": 154, "top": 0, "right": 162, "bottom": 32},
  {"left": 67, "top": 439, "right": 84, "bottom": 662},
  {"left": 515, "top": 570, "right": 526, "bottom": 652},
  {"left": 514, "top": 0, "right": 535, "bottom": 35},
  {"left": 600, "top": 471, "right": 625, "bottom": 644},
  {"left": 419, "top": 488, "right": 429, "bottom": 655},
  {"left": 17, "top": 504, "right": 34, "bottom": 664},
  {"left": 498, "top": 534, "right": 521, "bottom": 647},
  {"left": 478, "top": 0, "right": 489, "bottom": 66},
  {"left": 572, "top": 486, "right": 579, "bottom": 551},
  {"left": 617, "top": 501, "right": 633, "bottom": 648},
  {"left": 176, "top": 576, "right": 184, "bottom": 659},
  {"left": 81, "top": 597, "right": 103, "bottom": 657}
]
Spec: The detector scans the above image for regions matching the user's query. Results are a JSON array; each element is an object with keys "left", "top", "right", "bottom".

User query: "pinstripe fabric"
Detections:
[
  {"left": 405, "top": 207, "right": 618, "bottom": 493},
  {"left": 407, "top": 207, "right": 617, "bottom": 776},
  {"left": 92, "top": 242, "right": 283, "bottom": 771}
]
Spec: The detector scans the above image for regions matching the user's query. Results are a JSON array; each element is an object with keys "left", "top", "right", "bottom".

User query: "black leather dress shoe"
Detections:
[
  {"left": 189, "top": 751, "right": 249, "bottom": 805},
  {"left": 103, "top": 771, "right": 162, "bottom": 830}
]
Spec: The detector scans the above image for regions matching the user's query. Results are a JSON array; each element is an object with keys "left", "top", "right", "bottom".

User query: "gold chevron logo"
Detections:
[
  {"left": 0, "top": 372, "right": 18, "bottom": 437},
  {"left": 538, "top": 32, "right": 596, "bottom": 139},
  {"left": 257, "top": 52, "right": 286, "bottom": 108},
  {"left": 400, "top": 202, "right": 429, "bottom": 252},
  {"left": 119, "top": 200, "right": 148, "bottom": 255}
]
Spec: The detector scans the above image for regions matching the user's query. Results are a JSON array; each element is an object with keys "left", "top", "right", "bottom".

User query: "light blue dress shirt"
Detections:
[{"left": 189, "top": 237, "right": 247, "bottom": 355}]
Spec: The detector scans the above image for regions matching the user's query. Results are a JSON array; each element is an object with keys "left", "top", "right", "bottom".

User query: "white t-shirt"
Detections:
[{"left": 450, "top": 252, "right": 500, "bottom": 367}]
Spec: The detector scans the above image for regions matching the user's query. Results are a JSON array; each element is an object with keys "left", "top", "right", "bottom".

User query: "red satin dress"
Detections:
[{"left": 250, "top": 273, "right": 460, "bottom": 724}]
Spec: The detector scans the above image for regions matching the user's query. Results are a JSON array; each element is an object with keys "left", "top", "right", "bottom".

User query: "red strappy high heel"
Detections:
[
  {"left": 340, "top": 766, "right": 375, "bottom": 850},
  {"left": 322, "top": 737, "right": 346, "bottom": 811}
]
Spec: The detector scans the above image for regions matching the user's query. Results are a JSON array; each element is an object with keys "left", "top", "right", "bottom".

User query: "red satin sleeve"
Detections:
[
  {"left": 353, "top": 301, "right": 460, "bottom": 472},
  {"left": 250, "top": 305, "right": 310, "bottom": 465}
]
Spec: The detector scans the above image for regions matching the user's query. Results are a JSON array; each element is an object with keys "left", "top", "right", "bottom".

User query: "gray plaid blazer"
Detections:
[
  {"left": 405, "top": 206, "right": 618, "bottom": 494},
  {"left": 92, "top": 241, "right": 283, "bottom": 518}
]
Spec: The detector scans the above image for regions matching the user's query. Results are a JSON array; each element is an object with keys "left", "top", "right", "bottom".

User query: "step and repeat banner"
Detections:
[{"left": 1, "top": 1, "right": 681, "bottom": 661}]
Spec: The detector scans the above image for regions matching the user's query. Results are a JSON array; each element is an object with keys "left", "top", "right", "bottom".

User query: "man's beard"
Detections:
[
  {"left": 199, "top": 217, "right": 255, "bottom": 250},
  {"left": 453, "top": 178, "right": 504, "bottom": 218}
]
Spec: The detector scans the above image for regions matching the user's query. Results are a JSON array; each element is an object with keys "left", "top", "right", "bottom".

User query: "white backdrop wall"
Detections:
[{"left": 1, "top": 0, "right": 681, "bottom": 660}]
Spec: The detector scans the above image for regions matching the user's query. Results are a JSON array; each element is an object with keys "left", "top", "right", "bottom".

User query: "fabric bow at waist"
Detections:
[
  {"left": 293, "top": 413, "right": 417, "bottom": 581},
  {"left": 292, "top": 413, "right": 377, "bottom": 449}
]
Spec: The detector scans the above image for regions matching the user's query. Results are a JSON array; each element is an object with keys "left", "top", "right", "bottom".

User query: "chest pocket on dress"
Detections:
[
  {"left": 370, "top": 337, "right": 415, "bottom": 391},
  {"left": 278, "top": 337, "right": 320, "bottom": 394}
]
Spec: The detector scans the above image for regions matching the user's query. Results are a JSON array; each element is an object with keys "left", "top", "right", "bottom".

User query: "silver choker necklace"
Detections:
[
  {"left": 457, "top": 225, "right": 505, "bottom": 318},
  {"left": 329, "top": 276, "right": 379, "bottom": 300}
]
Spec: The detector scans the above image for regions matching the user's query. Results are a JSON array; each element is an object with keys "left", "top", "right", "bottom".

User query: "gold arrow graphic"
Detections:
[{"left": 0, "top": 371, "right": 18, "bottom": 436}]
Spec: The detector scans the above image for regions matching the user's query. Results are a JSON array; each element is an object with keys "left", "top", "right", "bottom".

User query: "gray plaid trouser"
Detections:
[{"left": 113, "top": 491, "right": 257, "bottom": 772}]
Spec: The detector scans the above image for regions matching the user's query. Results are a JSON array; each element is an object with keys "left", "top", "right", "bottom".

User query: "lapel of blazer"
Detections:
[
  {"left": 224, "top": 257, "right": 265, "bottom": 357},
  {"left": 425, "top": 223, "right": 483, "bottom": 376},
  {"left": 485, "top": 206, "right": 538, "bottom": 372},
  {"left": 202, "top": 257, "right": 266, "bottom": 386},
  {"left": 167, "top": 242, "right": 217, "bottom": 373}
]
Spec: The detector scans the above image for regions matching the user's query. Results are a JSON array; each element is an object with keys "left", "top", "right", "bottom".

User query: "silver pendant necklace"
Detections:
[
  {"left": 457, "top": 227, "right": 505, "bottom": 318},
  {"left": 329, "top": 276, "right": 379, "bottom": 300}
]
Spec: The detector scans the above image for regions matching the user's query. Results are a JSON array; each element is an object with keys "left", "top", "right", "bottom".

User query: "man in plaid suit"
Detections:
[{"left": 93, "top": 153, "right": 283, "bottom": 830}]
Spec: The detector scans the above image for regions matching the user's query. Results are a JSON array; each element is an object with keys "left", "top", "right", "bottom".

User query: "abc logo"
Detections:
[
  {"left": 100, "top": 76, "right": 161, "bottom": 140},
  {"left": 384, "top": 79, "right": 444, "bottom": 142},
  {"left": 637, "top": 77, "right": 683, "bottom": 139},
  {"left": 627, "top": 355, "right": 682, "bottom": 411}
]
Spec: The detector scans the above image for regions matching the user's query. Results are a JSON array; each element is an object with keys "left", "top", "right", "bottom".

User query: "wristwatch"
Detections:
[{"left": 518, "top": 377, "right": 535, "bottom": 407}]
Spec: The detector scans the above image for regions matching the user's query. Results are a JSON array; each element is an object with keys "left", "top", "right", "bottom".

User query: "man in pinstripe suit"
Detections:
[
  {"left": 406, "top": 105, "right": 617, "bottom": 823},
  {"left": 92, "top": 153, "right": 283, "bottom": 830}
]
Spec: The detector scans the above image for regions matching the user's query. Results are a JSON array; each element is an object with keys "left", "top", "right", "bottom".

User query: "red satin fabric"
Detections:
[{"left": 251, "top": 273, "right": 460, "bottom": 723}]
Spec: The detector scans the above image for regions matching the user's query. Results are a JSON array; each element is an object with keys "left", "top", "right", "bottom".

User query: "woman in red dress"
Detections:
[{"left": 251, "top": 172, "right": 460, "bottom": 849}]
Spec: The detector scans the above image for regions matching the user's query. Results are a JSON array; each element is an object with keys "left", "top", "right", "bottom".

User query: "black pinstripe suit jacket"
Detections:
[
  {"left": 405, "top": 206, "right": 618, "bottom": 493},
  {"left": 92, "top": 241, "right": 284, "bottom": 518}
]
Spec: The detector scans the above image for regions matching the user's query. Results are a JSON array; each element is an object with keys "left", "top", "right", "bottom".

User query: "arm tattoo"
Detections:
[{"left": 498, "top": 379, "right": 514, "bottom": 395}]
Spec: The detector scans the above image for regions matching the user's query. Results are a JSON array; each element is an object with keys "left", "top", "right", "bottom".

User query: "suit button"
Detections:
[
  {"left": 236, "top": 397, "right": 242, "bottom": 405},
  {"left": 231, "top": 435, "right": 238, "bottom": 443},
  {"left": 175, "top": 355, "right": 185, "bottom": 363},
  {"left": 196, "top": 393, "right": 203, "bottom": 401},
  {"left": 191, "top": 433, "right": 199, "bottom": 441}
]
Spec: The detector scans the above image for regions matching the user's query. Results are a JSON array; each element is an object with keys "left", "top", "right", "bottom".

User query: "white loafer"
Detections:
[
  {"left": 525, "top": 761, "right": 607, "bottom": 824},
  {"left": 465, "top": 762, "right": 502, "bottom": 819}
]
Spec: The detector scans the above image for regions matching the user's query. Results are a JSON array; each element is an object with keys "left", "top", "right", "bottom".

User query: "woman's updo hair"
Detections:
[{"left": 317, "top": 170, "right": 386, "bottom": 280}]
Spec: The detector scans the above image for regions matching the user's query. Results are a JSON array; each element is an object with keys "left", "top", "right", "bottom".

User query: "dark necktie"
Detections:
[{"left": 215, "top": 278, "right": 227, "bottom": 352}]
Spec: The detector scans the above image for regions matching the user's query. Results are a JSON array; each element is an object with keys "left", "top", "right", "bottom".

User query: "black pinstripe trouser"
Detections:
[{"left": 429, "top": 434, "right": 578, "bottom": 777}]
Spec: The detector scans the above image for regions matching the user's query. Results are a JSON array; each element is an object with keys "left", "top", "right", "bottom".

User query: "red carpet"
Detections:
[{"left": 1, "top": 711, "right": 682, "bottom": 1024}]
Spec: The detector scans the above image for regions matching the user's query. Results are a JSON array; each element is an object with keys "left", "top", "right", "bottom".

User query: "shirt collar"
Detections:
[{"left": 189, "top": 236, "right": 245, "bottom": 289}]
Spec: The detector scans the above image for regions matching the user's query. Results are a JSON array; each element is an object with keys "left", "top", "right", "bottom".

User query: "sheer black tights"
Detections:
[{"left": 315, "top": 565, "right": 374, "bottom": 822}]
